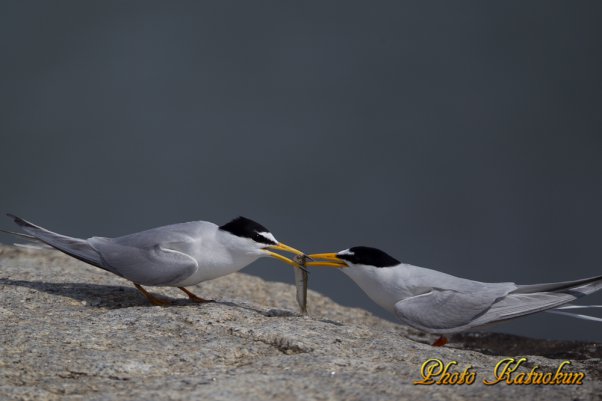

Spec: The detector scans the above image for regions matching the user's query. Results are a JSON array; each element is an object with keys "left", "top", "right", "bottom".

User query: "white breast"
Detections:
[
  {"left": 175, "top": 249, "right": 259, "bottom": 286},
  {"left": 170, "top": 228, "right": 261, "bottom": 287},
  {"left": 342, "top": 264, "right": 414, "bottom": 313}
]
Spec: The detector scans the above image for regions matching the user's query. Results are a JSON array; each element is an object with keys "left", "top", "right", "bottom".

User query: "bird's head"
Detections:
[
  {"left": 307, "top": 246, "right": 400, "bottom": 269},
  {"left": 218, "top": 216, "right": 306, "bottom": 268}
]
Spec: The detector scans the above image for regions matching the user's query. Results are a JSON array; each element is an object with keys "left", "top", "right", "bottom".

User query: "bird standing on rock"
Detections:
[
  {"left": 307, "top": 246, "right": 602, "bottom": 346},
  {"left": 4, "top": 214, "right": 306, "bottom": 305}
]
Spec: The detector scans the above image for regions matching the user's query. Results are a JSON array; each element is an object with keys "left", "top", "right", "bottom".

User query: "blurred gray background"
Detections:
[{"left": 1, "top": 1, "right": 601, "bottom": 342}]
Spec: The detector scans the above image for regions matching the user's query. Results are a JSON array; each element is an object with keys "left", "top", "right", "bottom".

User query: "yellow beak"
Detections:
[
  {"left": 264, "top": 242, "right": 307, "bottom": 269},
  {"left": 305, "top": 252, "right": 348, "bottom": 268}
]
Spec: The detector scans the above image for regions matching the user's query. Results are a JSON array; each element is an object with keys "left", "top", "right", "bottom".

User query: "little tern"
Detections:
[
  {"left": 4, "top": 214, "right": 305, "bottom": 305},
  {"left": 308, "top": 246, "right": 602, "bottom": 346}
]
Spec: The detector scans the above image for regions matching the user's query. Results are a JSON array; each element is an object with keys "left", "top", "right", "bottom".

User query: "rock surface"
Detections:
[{"left": 0, "top": 244, "right": 600, "bottom": 400}]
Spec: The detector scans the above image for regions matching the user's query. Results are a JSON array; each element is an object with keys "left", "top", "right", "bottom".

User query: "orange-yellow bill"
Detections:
[
  {"left": 306, "top": 252, "right": 348, "bottom": 268},
  {"left": 265, "top": 242, "right": 307, "bottom": 269}
]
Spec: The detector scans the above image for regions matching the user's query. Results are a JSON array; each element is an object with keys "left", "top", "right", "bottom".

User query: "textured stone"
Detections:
[{"left": 0, "top": 245, "right": 600, "bottom": 400}]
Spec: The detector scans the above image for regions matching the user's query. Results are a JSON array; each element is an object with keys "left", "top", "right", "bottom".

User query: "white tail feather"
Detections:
[
  {"left": 13, "top": 243, "right": 53, "bottom": 250},
  {"left": 545, "top": 309, "right": 602, "bottom": 322},
  {"left": 554, "top": 305, "right": 602, "bottom": 310}
]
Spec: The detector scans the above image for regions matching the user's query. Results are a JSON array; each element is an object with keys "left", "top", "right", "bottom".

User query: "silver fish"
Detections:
[{"left": 293, "top": 254, "right": 310, "bottom": 314}]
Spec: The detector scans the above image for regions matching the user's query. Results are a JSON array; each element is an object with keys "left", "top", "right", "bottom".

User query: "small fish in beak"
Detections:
[{"left": 293, "top": 254, "right": 311, "bottom": 314}]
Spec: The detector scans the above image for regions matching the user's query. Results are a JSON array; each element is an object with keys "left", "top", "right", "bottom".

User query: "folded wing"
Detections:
[
  {"left": 88, "top": 234, "right": 199, "bottom": 286},
  {"left": 394, "top": 275, "right": 602, "bottom": 333},
  {"left": 393, "top": 286, "right": 512, "bottom": 333}
]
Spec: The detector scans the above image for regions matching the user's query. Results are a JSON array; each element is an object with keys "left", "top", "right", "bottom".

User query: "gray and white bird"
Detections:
[
  {"left": 308, "top": 246, "right": 602, "bottom": 346},
  {"left": 4, "top": 214, "right": 305, "bottom": 305}
]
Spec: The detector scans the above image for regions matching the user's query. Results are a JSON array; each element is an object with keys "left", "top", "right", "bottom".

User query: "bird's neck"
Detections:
[{"left": 342, "top": 265, "right": 405, "bottom": 314}]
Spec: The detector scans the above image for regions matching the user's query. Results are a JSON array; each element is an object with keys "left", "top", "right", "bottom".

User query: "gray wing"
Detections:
[
  {"left": 88, "top": 222, "right": 206, "bottom": 286},
  {"left": 89, "top": 237, "right": 198, "bottom": 286},
  {"left": 396, "top": 275, "right": 602, "bottom": 333},
  {"left": 465, "top": 292, "right": 580, "bottom": 329},
  {"left": 393, "top": 288, "right": 509, "bottom": 333},
  {"left": 467, "top": 274, "right": 602, "bottom": 328}
]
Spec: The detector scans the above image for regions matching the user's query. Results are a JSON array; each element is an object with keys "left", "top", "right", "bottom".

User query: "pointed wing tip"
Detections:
[
  {"left": 6, "top": 213, "right": 22, "bottom": 223},
  {"left": 6, "top": 214, "right": 35, "bottom": 228}
]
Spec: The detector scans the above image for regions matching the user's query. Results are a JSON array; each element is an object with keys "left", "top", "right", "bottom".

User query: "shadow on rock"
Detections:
[
  {"left": 0, "top": 278, "right": 188, "bottom": 308},
  {"left": 450, "top": 331, "right": 602, "bottom": 360},
  {"left": 0, "top": 278, "right": 300, "bottom": 316}
]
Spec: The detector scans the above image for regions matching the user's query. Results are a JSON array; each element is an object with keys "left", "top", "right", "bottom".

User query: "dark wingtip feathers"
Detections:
[{"left": 6, "top": 213, "right": 36, "bottom": 229}]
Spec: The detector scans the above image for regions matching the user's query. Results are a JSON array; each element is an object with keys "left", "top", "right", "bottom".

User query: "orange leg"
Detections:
[
  {"left": 134, "top": 283, "right": 171, "bottom": 306},
  {"left": 178, "top": 287, "right": 214, "bottom": 303},
  {"left": 432, "top": 335, "right": 448, "bottom": 347}
]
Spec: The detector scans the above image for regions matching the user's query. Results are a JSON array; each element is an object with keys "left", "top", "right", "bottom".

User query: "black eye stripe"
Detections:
[{"left": 253, "top": 233, "right": 276, "bottom": 245}]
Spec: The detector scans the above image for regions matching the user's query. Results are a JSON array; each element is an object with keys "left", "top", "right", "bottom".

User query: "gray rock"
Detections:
[{"left": 1, "top": 245, "right": 600, "bottom": 400}]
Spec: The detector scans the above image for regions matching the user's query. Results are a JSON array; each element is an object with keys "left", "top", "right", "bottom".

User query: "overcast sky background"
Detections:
[{"left": 1, "top": 1, "right": 601, "bottom": 342}]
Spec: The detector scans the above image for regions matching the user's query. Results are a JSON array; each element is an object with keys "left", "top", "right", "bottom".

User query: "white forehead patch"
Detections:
[
  {"left": 258, "top": 231, "right": 277, "bottom": 244},
  {"left": 338, "top": 249, "right": 354, "bottom": 256}
]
